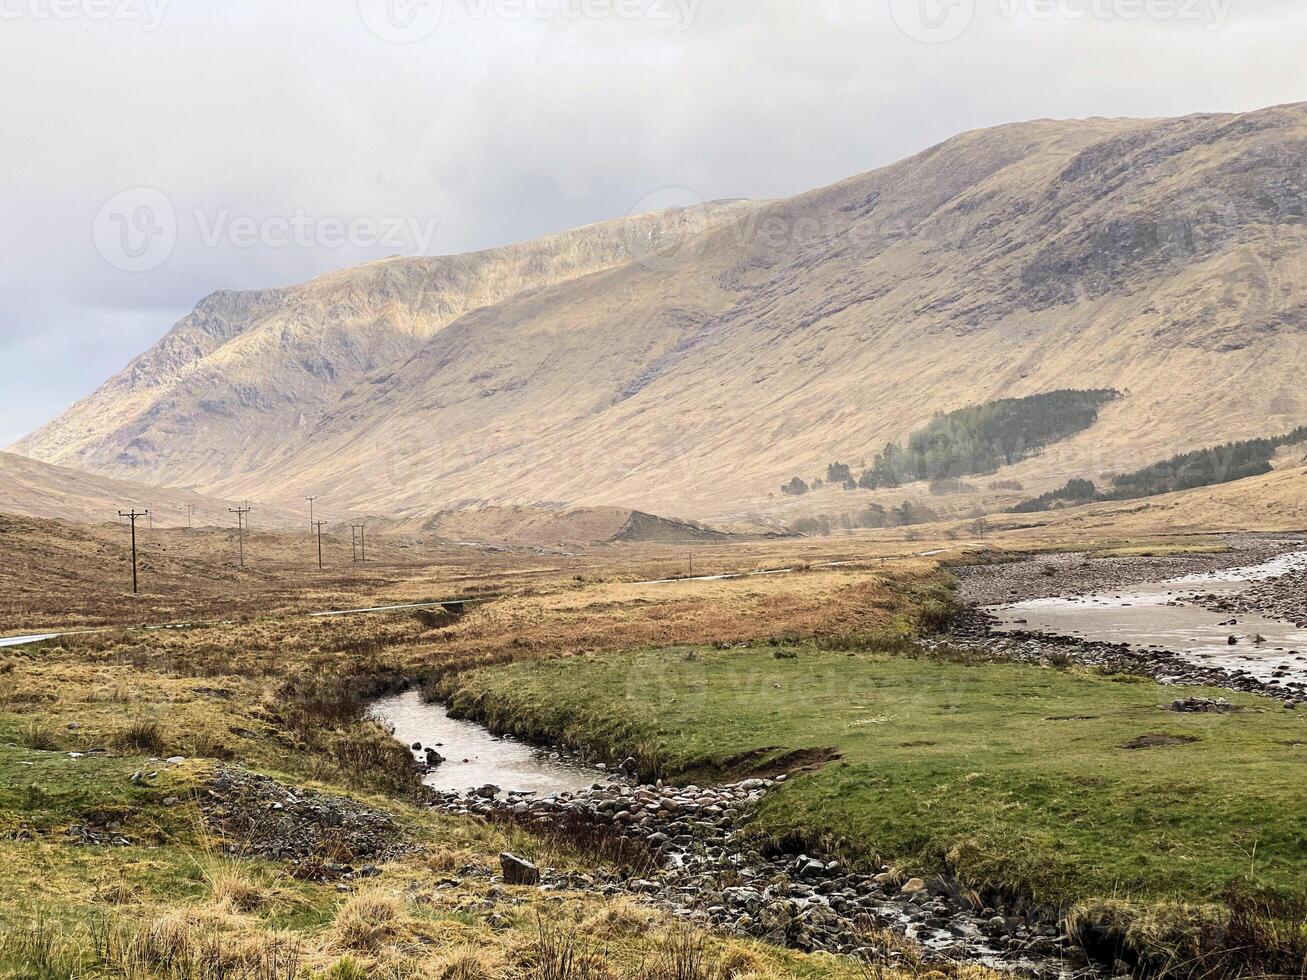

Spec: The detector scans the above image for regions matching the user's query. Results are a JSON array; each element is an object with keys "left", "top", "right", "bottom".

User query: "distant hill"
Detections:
[
  {"left": 396, "top": 505, "right": 744, "bottom": 548},
  {"left": 14, "top": 103, "right": 1307, "bottom": 521},
  {"left": 0, "top": 451, "right": 297, "bottom": 528}
]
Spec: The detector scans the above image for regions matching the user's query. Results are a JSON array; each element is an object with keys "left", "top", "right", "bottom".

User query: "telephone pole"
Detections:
[
  {"left": 229, "top": 506, "right": 252, "bottom": 568},
  {"left": 313, "top": 520, "right": 327, "bottom": 570},
  {"left": 350, "top": 522, "right": 366, "bottom": 564},
  {"left": 186, "top": 504, "right": 194, "bottom": 529},
  {"left": 305, "top": 495, "right": 319, "bottom": 539},
  {"left": 117, "top": 510, "right": 148, "bottom": 594}
]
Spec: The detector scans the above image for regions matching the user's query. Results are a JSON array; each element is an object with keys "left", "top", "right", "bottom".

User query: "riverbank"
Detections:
[{"left": 439, "top": 642, "right": 1307, "bottom": 905}]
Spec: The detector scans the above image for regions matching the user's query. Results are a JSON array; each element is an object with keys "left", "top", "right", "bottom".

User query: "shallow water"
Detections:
[
  {"left": 370, "top": 690, "right": 601, "bottom": 796},
  {"left": 0, "top": 632, "right": 61, "bottom": 648},
  {"left": 990, "top": 551, "right": 1307, "bottom": 686}
]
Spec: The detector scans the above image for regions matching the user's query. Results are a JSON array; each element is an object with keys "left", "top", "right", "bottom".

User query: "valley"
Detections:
[
  {"left": 5, "top": 100, "right": 1307, "bottom": 980},
  {"left": 3, "top": 519, "right": 1305, "bottom": 979}
]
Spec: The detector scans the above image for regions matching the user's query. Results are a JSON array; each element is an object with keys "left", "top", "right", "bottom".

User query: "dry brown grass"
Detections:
[{"left": 332, "top": 889, "right": 407, "bottom": 951}]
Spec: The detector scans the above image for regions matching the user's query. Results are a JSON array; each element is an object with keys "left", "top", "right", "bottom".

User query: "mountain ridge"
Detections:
[{"left": 14, "top": 104, "right": 1307, "bottom": 521}]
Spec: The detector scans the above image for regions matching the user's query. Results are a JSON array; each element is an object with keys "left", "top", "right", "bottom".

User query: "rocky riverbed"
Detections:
[
  {"left": 946, "top": 609, "right": 1305, "bottom": 705},
  {"left": 1187, "top": 565, "right": 1307, "bottom": 627},
  {"left": 954, "top": 534, "right": 1307, "bottom": 703},
  {"left": 953, "top": 536, "right": 1304, "bottom": 607},
  {"left": 427, "top": 778, "right": 1097, "bottom": 978}
]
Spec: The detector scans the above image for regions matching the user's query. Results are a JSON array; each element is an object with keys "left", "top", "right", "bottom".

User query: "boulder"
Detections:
[{"left": 499, "top": 852, "right": 540, "bottom": 886}]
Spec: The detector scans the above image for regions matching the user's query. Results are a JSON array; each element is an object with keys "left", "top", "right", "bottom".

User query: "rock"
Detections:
[
  {"left": 474, "top": 784, "right": 500, "bottom": 799},
  {"left": 499, "top": 852, "right": 540, "bottom": 886},
  {"left": 900, "top": 877, "right": 928, "bottom": 894},
  {"left": 424, "top": 747, "right": 445, "bottom": 768},
  {"left": 1170, "top": 696, "right": 1232, "bottom": 713}
]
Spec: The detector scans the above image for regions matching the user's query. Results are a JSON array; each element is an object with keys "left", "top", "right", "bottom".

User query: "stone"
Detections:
[
  {"left": 499, "top": 852, "right": 540, "bottom": 886},
  {"left": 900, "top": 877, "right": 927, "bottom": 894}
]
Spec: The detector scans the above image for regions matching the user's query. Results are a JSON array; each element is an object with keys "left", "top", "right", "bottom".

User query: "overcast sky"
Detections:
[{"left": 2, "top": 0, "right": 1305, "bottom": 448}]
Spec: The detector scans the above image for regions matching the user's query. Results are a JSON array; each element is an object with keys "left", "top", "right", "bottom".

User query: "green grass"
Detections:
[{"left": 444, "top": 644, "right": 1307, "bottom": 907}]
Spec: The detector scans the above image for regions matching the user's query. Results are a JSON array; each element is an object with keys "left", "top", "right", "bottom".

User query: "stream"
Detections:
[
  {"left": 988, "top": 549, "right": 1307, "bottom": 687},
  {"left": 370, "top": 690, "right": 599, "bottom": 796}
]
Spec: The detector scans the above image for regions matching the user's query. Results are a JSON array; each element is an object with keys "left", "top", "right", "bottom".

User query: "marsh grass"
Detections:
[
  {"left": 0, "top": 910, "right": 82, "bottom": 979},
  {"left": 114, "top": 717, "right": 167, "bottom": 754},
  {"left": 18, "top": 717, "right": 59, "bottom": 750}
]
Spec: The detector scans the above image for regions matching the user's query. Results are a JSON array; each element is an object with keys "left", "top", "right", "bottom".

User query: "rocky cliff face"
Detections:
[{"left": 14, "top": 105, "right": 1307, "bottom": 520}]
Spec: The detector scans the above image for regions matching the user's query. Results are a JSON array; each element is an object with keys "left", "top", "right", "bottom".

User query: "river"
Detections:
[{"left": 988, "top": 549, "right": 1307, "bottom": 686}]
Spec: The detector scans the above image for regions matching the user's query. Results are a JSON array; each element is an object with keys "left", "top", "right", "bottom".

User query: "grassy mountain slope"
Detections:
[{"left": 15, "top": 105, "right": 1307, "bottom": 521}]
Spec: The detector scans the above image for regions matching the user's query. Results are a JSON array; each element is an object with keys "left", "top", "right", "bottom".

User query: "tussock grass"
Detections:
[
  {"left": 18, "top": 718, "right": 59, "bottom": 750},
  {"left": 331, "top": 889, "right": 406, "bottom": 951},
  {"left": 114, "top": 717, "right": 167, "bottom": 754}
]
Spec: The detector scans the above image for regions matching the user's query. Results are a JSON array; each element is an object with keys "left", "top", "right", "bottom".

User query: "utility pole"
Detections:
[
  {"left": 186, "top": 504, "right": 194, "bottom": 529},
  {"left": 118, "top": 510, "right": 148, "bottom": 594},
  {"left": 305, "top": 495, "right": 319, "bottom": 539},
  {"left": 313, "top": 520, "right": 327, "bottom": 570},
  {"left": 350, "top": 522, "right": 366, "bottom": 564},
  {"left": 689, "top": 552, "right": 693, "bottom": 577},
  {"left": 229, "top": 506, "right": 252, "bottom": 568}
]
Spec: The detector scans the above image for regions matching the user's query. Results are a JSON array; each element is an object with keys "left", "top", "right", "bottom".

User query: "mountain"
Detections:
[
  {"left": 0, "top": 451, "right": 297, "bottom": 528},
  {"left": 14, "top": 104, "right": 1307, "bottom": 522},
  {"left": 11, "top": 202, "right": 755, "bottom": 498}
]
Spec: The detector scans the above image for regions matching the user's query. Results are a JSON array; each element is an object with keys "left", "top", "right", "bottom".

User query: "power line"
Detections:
[
  {"left": 117, "top": 510, "right": 149, "bottom": 594},
  {"left": 228, "top": 506, "right": 252, "bottom": 568},
  {"left": 313, "top": 520, "right": 327, "bottom": 570}
]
